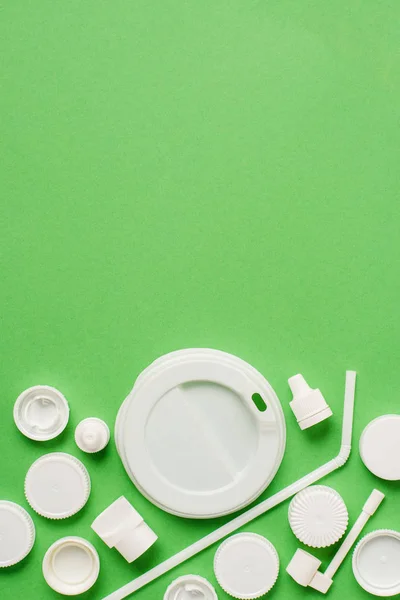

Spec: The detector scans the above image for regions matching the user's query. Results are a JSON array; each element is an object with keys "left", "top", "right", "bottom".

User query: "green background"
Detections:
[{"left": 1, "top": 1, "right": 400, "bottom": 598}]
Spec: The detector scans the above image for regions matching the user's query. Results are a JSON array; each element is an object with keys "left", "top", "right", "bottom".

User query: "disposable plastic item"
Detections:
[
  {"left": 43, "top": 536, "right": 100, "bottom": 595},
  {"left": 101, "top": 370, "right": 356, "bottom": 600},
  {"left": 288, "top": 374, "right": 332, "bottom": 429},
  {"left": 352, "top": 530, "right": 400, "bottom": 597},
  {"left": 286, "top": 488, "right": 385, "bottom": 593},
  {"left": 91, "top": 496, "right": 157, "bottom": 562},
  {"left": 164, "top": 575, "right": 218, "bottom": 600},
  {"left": 360, "top": 415, "right": 400, "bottom": 480},
  {"left": 288, "top": 485, "right": 348, "bottom": 548},
  {"left": 14, "top": 385, "right": 69, "bottom": 441},
  {"left": 25, "top": 452, "right": 91, "bottom": 519},
  {"left": 115, "top": 349, "right": 286, "bottom": 519},
  {"left": 214, "top": 533, "right": 279, "bottom": 599},
  {"left": 75, "top": 418, "right": 110, "bottom": 453},
  {"left": 0, "top": 501, "right": 35, "bottom": 567}
]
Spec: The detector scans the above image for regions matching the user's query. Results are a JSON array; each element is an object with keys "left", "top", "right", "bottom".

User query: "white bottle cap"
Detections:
[
  {"left": 91, "top": 496, "right": 158, "bottom": 563},
  {"left": 288, "top": 375, "right": 333, "bottom": 430},
  {"left": 0, "top": 501, "right": 35, "bottom": 568},
  {"left": 360, "top": 415, "right": 400, "bottom": 480},
  {"left": 14, "top": 385, "right": 69, "bottom": 441},
  {"left": 352, "top": 530, "right": 400, "bottom": 597},
  {"left": 289, "top": 485, "right": 348, "bottom": 547},
  {"left": 164, "top": 575, "right": 218, "bottom": 600},
  {"left": 214, "top": 533, "right": 279, "bottom": 599},
  {"left": 75, "top": 418, "right": 110, "bottom": 453},
  {"left": 286, "top": 548, "right": 321, "bottom": 587},
  {"left": 43, "top": 536, "right": 100, "bottom": 595},
  {"left": 25, "top": 453, "right": 91, "bottom": 519}
]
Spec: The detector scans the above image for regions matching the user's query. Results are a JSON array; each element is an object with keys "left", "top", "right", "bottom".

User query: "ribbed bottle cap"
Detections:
[
  {"left": 214, "top": 533, "right": 279, "bottom": 599},
  {"left": 0, "top": 501, "right": 35, "bottom": 567},
  {"left": 289, "top": 486, "right": 348, "bottom": 548},
  {"left": 25, "top": 453, "right": 91, "bottom": 519},
  {"left": 14, "top": 385, "right": 69, "bottom": 441}
]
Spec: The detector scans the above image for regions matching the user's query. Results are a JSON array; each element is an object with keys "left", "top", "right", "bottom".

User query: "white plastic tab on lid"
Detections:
[
  {"left": 353, "top": 530, "right": 400, "bottom": 597},
  {"left": 164, "top": 575, "right": 218, "bottom": 600},
  {"left": 91, "top": 496, "right": 157, "bottom": 563},
  {"left": 43, "top": 536, "right": 100, "bottom": 595},
  {"left": 288, "top": 375, "right": 333, "bottom": 430},
  {"left": 214, "top": 533, "right": 279, "bottom": 599},
  {"left": 289, "top": 486, "right": 348, "bottom": 548},
  {"left": 0, "top": 501, "right": 35, "bottom": 568},
  {"left": 360, "top": 415, "right": 400, "bottom": 480},
  {"left": 75, "top": 418, "right": 110, "bottom": 453},
  {"left": 25, "top": 453, "right": 91, "bottom": 519},
  {"left": 14, "top": 385, "right": 69, "bottom": 441}
]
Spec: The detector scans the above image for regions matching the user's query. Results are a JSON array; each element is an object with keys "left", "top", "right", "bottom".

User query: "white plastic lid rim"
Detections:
[
  {"left": 75, "top": 417, "right": 110, "bottom": 453},
  {"left": 91, "top": 496, "right": 158, "bottom": 563},
  {"left": 353, "top": 530, "right": 400, "bottom": 597},
  {"left": 43, "top": 537, "right": 100, "bottom": 595},
  {"left": 360, "top": 415, "right": 400, "bottom": 481},
  {"left": 288, "top": 485, "right": 349, "bottom": 548},
  {"left": 0, "top": 501, "right": 35, "bottom": 568},
  {"left": 14, "top": 385, "right": 70, "bottom": 441},
  {"left": 164, "top": 575, "right": 218, "bottom": 600},
  {"left": 214, "top": 533, "right": 279, "bottom": 599},
  {"left": 25, "top": 453, "right": 91, "bottom": 519},
  {"left": 115, "top": 348, "right": 286, "bottom": 519}
]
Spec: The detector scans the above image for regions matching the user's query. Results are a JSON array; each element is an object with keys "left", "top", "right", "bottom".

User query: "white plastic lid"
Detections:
[
  {"left": 360, "top": 415, "right": 400, "bottom": 480},
  {"left": 14, "top": 385, "right": 69, "bottom": 441},
  {"left": 115, "top": 349, "right": 286, "bottom": 519},
  {"left": 91, "top": 496, "right": 157, "bottom": 563},
  {"left": 43, "top": 536, "right": 100, "bottom": 595},
  {"left": 75, "top": 418, "right": 110, "bottom": 453},
  {"left": 25, "top": 453, "right": 91, "bottom": 519},
  {"left": 214, "top": 533, "right": 279, "bottom": 599},
  {"left": 288, "top": 485, "right": 348, "bottom": 548},
  {"left": 353, "top": 530, "right": 400, "bottom": 596},
  {"left": 164, "top": 575, "right": 218, "bottom": 600},
  {"left": 0, "top": 501, "right": 35, "bottom": 568}
]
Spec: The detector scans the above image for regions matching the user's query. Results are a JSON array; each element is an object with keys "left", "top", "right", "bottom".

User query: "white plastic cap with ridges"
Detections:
[
  {"left": 25, "top": 453, "right": 91, "bottom": 519},
  {"left": 214, "top": 533, "right": 279, "bottom": 599},
  {"left": 91, "top": 496, "right": 157, "bottom": 563},
  {"left": 288, "top": 374, "right": 333, "bottom": 430}
]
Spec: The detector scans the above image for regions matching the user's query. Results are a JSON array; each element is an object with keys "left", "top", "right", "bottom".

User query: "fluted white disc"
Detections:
[{"left": 288, "top": 485, "right": 348, "bottom": 548}]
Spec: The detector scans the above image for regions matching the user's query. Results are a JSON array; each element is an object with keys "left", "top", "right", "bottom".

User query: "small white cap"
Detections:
[
  {"left": 360, "top": 415, "right": 400, "bottom": 481},
  {"left": 43, "top": 536, "right": 100, "bottom": 595},
  {"left": 288, "top": 375, "right": 333, "bottom": 430},
  {"left": 286, "top": 548, "right": 321, "bottom": 587},
  {"left": 14, "top": 385, "right": 69, "bottom": 441},
  {"left": 214, "top": 533, "right": 279, "bottom": 599},
  {"left": 75, "top": 418, "right": 110, "bottom": 453},
  {"left": 91, "top": 496, "right": 157, "bottom": 563},
  {"left": 289, "top": 486, "right": 348, "bottom": 548},
  {"left": 164, "top": 575, "right": 218, "bottom": 600},
  {"left": 0, "top": 501, "right": 35, "bottom": 568},
  {"left": 25, "top": 453, "right": 91, "bottom": 519},
  {"left": 353, "top": 530, "right": 400, "bottom": 597}
]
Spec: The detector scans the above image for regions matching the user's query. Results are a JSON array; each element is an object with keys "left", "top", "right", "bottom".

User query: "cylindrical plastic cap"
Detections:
[
  {"left": 14, "top": 385, "right": 69, "bottom": 441},
  {"left": 288, "top": 375, "right": 333, "bottom": 430},
  {"left": 214, "top": 533, "right": 279, "bottom": 599},
  {"left": 75, "top": 418, "right": 110, "bottom": 453},
  {"left": 91, "top": 496, "right": 157, "bottom": 563},
  {"left": 43, "top": 537, "right": 100, "bottom": 595},
  {"left": 164, "top": 575, "right": 218, "bottom": 600}
]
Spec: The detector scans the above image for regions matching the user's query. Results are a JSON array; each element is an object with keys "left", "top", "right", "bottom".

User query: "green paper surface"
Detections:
[{"left": 1, "top": 1, "right": 400, "bottom": 598}]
